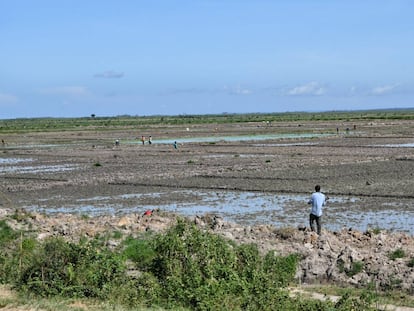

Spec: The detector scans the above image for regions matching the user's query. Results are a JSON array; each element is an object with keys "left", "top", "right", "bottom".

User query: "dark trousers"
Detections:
[{"left": 309, "top": 213, "right": 321, "bottom": 235}]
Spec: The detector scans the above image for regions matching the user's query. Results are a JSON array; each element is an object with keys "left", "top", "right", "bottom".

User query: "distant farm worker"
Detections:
[
  {"left": 173, "top": 141, "right": 178, "bottom": 149},
  {"left": 148, "top": 135, "right": 152, "bottom": 144},
  {"left": 308, "top": 185, "right": 328, "bottom": 235},
  {"left": 141, "top": 136, "right": 145, "bottom": 145}
]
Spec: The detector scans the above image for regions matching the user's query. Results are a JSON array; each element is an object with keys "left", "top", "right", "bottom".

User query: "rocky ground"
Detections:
[{"left": 1, "top": 118, "right": 414, "bottom": 292}]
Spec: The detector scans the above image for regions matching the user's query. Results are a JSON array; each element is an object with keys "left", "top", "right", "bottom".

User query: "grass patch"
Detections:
[{"left": 388, "top": 248, "right": 406, "bottom": 260}]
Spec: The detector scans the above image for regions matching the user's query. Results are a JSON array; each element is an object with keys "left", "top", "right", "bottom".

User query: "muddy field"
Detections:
[{"left": 1, "top": 119, "right": 414, "bottom": 235}]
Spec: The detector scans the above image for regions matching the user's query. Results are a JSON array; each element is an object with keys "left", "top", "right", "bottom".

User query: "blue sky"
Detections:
[{"left": 1, "top": 1, "right": 413, "bottom": 119}]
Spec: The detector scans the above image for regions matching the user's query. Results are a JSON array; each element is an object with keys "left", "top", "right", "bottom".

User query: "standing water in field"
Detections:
[{"left": 24, "top": 190, "right": 414, "bottom": 235}]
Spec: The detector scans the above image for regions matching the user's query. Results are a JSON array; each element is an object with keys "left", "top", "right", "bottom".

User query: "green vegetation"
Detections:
[
  {"left": 1, "top": 109, "right": 414, "bottom": 134},
  {"left": 337, "top": 259, "right": 364, "bottom": 277},
  {"left": 0, "top": 217, "right": 385, "bottom": 310},
  {"left": 388, "top": 248, "right": 406, "bottom": 260},
  {"left": 346, "top": 261, "right": 364, "bottom": 277},
  {"left": 303, "top": 284, "right": 414, "bottom": 309},
  {"left": 368, "top": 227, "right": 382, "bottom": 235},
  {"left": 0, "top": 220, "right": 18, "bottom": 243}
]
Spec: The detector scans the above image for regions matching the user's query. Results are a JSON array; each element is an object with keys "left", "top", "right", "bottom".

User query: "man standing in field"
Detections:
[{"left": 308, "top": 185, "right": 328, "bottom": 235}]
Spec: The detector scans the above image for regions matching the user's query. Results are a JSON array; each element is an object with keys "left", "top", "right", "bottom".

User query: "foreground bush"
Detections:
[
  {"left": 16, "top": 237, "right": 125, "bottom": 298},
  {"left": 0, "top": 217, "right": 377, "bottom": 310},
  {"left": 126, "top": 218, "right": 299, "bottom": 310}
]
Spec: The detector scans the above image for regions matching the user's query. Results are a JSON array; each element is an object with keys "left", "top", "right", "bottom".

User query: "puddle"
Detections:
[
  {"left": 24, "top": 190, "right": 414, "bottom": 235},
  {"left": 1, "top": 143, "right": 85, "bottom": 150},
  {"left": 0, "top": 158, "right": 33, "bottom": 164},
  {"left": 1, "top": 157, "right": 81, "bottom": 174},
  {"left": 126, "top": 133, "right": 332, "bottom": 145},
  {"left": 1, "top": 163, "right": 79, "bottom": 174},
  {"left": 253, "top": 142, "right": 318, "bottom": 147},
  {"left": 2, "top": 133, "right": 332, "bottom": 149},
  {"left": 375, "top": 143, "right": 414, "bottom": 148}
]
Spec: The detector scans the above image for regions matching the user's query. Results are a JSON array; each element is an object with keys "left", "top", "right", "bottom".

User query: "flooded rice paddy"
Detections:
[
  {"left": 2, "top": 124, "right": 414, "bottom": 236},
  {"left": 146, "top": 133, "right": 334, "bottom": 144},
  {"left": 22, "top": 189, "right": 414, "bottom": 235}
]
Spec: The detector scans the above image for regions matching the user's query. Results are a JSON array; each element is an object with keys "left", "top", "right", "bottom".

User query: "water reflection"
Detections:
[
  {"left": 132, "top": 133, "right": 332, "bottom": 144},
  {"left": 378, "top": 143, "right": 414, "bottom": 148},
  {"left": 1, "top": 163, "right": 79, "bottom": 174},
  {"left": 25, "top": 189, "right": 414, "bottom": 235}
]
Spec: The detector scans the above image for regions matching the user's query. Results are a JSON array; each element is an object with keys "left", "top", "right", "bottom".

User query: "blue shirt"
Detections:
[{"left": 308, "top": 192, "right": 326, "bottom": 217}]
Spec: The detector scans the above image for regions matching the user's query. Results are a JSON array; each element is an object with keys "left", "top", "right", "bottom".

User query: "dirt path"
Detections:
[{"left": 289, "top": 287, "right": 414, "bottom": 311}]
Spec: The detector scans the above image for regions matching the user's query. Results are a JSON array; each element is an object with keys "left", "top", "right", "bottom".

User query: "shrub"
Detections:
[
  {"left": 337, "top": 260, "right": 364, "bottom": 277},
  {"left": 112, "top": 230, "right": 123, "bottom": 239},
  {"left": 0, "top": 220, "right": 18, "bottom": 245},
  {"left": 122, "top": 236, "right": 156, "bottom": 270},
  {"left": 371, "top": 227, "right": 382, "bottom": 234},
  {"left": 15, "top": 237, "right": 125, "bottom": 298},
  {"left": 109, "top": 272, "right": 162, "bottom": 308},
  {"left": 388, "top": 248, "right": 406, "bottom": 260},
  {"left": 346, "top": 261, "right": 364, "bottom": 277},
  {"left": 147, "top": 218, "right": 299, "bottom": 310}
]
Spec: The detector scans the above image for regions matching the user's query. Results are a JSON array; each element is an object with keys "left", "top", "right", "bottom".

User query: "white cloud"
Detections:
[
  {"left": 371, "top": 84, "right": 399, "bottom": 95},
  {"left": 38, "top": 86, "right": 90, "bottom": 96},
  {"left": 94, "top": 70, "right": 124, "bottom": 78},
  {"left": 287, "top": 81, "right": 326, "bottom": 96},
  {"left": 223, "top": 85, "right": 252, "bottom": 95},
  {"left": 0, "top": 92, "right": 18, "bottom": 103}
]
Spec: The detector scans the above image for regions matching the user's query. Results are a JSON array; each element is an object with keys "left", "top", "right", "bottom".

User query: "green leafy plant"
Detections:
[
  {"left": 337, "top": 260, "right": 364, "bottom": 277},
  {"left": 388, "top": 248, "right": 406, "bottom": 260},
  {"left": 15, "top": 237, "right": 125, "bottom": 298},
  {"left": 110, "top": 230, "right": 122, "bottom": 239},
  {"left": 147, "top": 218, "right": 299, "bottom": 310},
  {"left": 122, "top": 236, "right": 156, "bottom": 270},
  {"left": 0, "top": 220, "right": 18, "bottom": 245},
  {"left": 346, "top": 261, "right": 364, "bottom": 277},
  {"left": 371, "top": 227, "right": 382, "bottom": 234}
]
